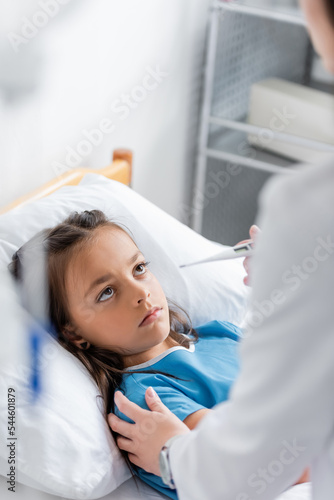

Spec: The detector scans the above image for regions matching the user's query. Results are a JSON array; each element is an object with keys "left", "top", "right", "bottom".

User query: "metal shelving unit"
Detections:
[
  {"left": 215, "top": 0, "right": 305, "bottom": 25},
  {"left": 191, "top": 0, "right": 334, "bottom": 245}
]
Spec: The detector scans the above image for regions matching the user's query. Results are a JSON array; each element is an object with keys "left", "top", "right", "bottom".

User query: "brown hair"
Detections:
[
  {"left": 8, "top": 209, "right": 199, "bottom": 486},
  {"left": 325, "top": 0, "right": 334, "bottom": 25}
]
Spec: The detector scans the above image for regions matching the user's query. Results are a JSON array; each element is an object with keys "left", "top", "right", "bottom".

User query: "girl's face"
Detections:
[{"left": 64, "top": 226, "right": 171, "bottom": 367}]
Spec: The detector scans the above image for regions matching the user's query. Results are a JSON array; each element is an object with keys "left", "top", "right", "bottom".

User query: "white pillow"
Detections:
[
  {"left": 0, "top": 174, "right": 249, "bottom": 499},
  {"left": 0, "top": 269, "right": 129, "bottom": 499}
]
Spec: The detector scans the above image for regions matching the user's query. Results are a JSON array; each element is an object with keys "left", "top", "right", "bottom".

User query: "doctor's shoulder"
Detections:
[
  {"left": 257, "top": 156, "right": 334, "bottom": 235},
  {"left": 260, "top": 156, "right": 334, "bottom": 207}
]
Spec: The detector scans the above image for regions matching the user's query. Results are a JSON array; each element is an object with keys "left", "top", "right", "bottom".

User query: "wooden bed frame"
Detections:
[{"left": 0, "top": 149, "right": 133, "bottom": 215}]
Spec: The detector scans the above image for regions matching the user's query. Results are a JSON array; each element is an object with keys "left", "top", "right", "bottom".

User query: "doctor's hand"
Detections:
[
  {"left": 108, "top": 388, "right": 190, "bottom": 477},
  {"left": 236, "top": 224, "right": 261, "bottom": 286}
]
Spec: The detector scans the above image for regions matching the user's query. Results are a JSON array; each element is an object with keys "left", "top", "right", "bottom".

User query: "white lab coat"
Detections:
[{"left": 170, "top": 157, "right": 334, "bottom": 500}]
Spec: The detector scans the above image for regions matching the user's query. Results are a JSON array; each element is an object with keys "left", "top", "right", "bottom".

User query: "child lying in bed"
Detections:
[{"left": 8, "top": 209, "right": 309, "bottom": 499}]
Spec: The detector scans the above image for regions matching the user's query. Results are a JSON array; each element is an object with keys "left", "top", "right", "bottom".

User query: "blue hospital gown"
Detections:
[{"left": 113, "top": 320, "right": 241, "bottom": 499}]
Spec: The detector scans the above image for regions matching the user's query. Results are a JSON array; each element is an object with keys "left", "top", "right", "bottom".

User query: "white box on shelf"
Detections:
[{"left": 247, "top": 78, "right": 334, "bottom": 163}]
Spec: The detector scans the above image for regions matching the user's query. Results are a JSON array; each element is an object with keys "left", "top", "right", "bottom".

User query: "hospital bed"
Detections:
[{"left": 0, "top": 149, "right": 311, "bottom": 500}]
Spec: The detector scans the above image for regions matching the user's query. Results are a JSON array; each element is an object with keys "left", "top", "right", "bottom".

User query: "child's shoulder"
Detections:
[
  {"left": 114, "top": 377, "right": 149, "bottom": 422},
  {"left": 194, "top": 319, "right": 242, "bottom": 341},
  {"left": 120, "top": 370, "right": 162, "bottom": 401}
]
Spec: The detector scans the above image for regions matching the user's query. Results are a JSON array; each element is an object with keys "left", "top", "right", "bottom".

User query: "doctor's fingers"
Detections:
[
  {"left": 113, "top": 391, "right": 147, "bottom": 422},
  {"left": 235, "top": 225, "right": 260, "bottom": 248},
  {"left": 243, "top": 257, "right": 251, "bottom": 286},
  {"left": 249, "top": 224, "right": 261, "bottom": 240},
  {"left": 116, "top": 434, "right": 151, "bottom": 458},
  {"left": 235, "top": 238, "right": 251, "bottom": 247},
  {"left": 108, "top": 413, "right": 136, "bottom": 440},
  {"left": 116, "top": 435, "right": 137, "bottom": 453}
]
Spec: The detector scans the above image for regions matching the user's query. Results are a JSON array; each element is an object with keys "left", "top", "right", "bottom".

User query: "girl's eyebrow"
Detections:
[{"left": 84, "top": 251, "right": 143, "bottom": 298}]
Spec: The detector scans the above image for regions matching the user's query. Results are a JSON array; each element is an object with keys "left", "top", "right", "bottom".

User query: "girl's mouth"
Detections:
[{"left": 139, "top": 307, "right": 162, "bottom": 327}]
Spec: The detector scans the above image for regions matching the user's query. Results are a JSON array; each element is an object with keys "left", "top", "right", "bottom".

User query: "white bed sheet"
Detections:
[
  {"left": 0, "top": 475, "right": 169, "bottom": 500},
  {"left": 0, "top": 474, "right": 311, "bottom": 500}
]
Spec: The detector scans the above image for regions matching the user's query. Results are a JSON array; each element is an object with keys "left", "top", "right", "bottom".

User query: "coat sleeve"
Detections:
[{"left": 169, "top": 162, "right": 334, "bottom": 500}]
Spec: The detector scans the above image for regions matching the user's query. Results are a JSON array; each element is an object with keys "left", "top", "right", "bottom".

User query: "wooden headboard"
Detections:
[{"left": 0, "top": 149, "right": 133, "bottom": 215}]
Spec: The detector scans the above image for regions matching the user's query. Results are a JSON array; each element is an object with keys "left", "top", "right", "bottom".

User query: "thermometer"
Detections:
[{"left": 179, "top": 241, "right": 254, "bottom": 268}]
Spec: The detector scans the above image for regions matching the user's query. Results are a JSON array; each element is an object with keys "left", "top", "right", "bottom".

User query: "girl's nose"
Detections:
[
  {"left": 137, "top": 289, "right": 150, "bottom": 304},
  {"left": 128, "top": 281, "right": 151, "bottom": 304}
]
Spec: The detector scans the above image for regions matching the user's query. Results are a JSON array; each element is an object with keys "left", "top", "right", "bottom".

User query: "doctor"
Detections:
[{"left": 108, "top": 1, "right": 334, "bottom": 498}]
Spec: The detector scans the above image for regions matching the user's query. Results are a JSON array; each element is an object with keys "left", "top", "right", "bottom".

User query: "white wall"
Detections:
[{"left": 0, "top": 0, "right": 211, "bottom": 222}]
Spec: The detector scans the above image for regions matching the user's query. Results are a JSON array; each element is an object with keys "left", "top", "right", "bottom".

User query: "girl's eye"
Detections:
[
  {"left": 97, "top": 262, "right": 150, "bottom": 303},
  {"left": 98, "top": 287, "right": 114, "bottom": 303},
  {"left": 135, "top": 261, "right": 150, "bottom": 275}
]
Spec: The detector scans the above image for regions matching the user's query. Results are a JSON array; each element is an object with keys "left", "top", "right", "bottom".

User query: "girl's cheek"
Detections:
[{"left": 77, "top": 302, "right": 96, "bottom": 324}]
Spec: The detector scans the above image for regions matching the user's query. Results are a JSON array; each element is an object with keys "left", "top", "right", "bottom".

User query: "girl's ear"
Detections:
[{"left": 62, "top": 324, "right": 86, "bottom": 347}]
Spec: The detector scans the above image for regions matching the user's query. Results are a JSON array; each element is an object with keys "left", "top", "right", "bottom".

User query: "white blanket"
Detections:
[{"left": 0, "top": 475, "right": 311, "bottom": 500}]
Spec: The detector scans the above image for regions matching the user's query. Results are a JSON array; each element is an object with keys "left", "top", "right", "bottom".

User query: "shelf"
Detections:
[
  {"left": 207, "top": 124, "right": 299, "bottom": 175},
  {"left": 209, "top": 116, "right": 334, "bottom": 154},
  {"left": 214, "top": 0, "right": 306, "bottom": 26},
  {"left": 190, "top": 0, "right": 314, "bottom": 237}
]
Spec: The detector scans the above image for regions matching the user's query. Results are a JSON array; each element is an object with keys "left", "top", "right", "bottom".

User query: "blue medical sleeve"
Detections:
[{"left": 195, "top": 319, "right": 242, "bottom": 341}]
